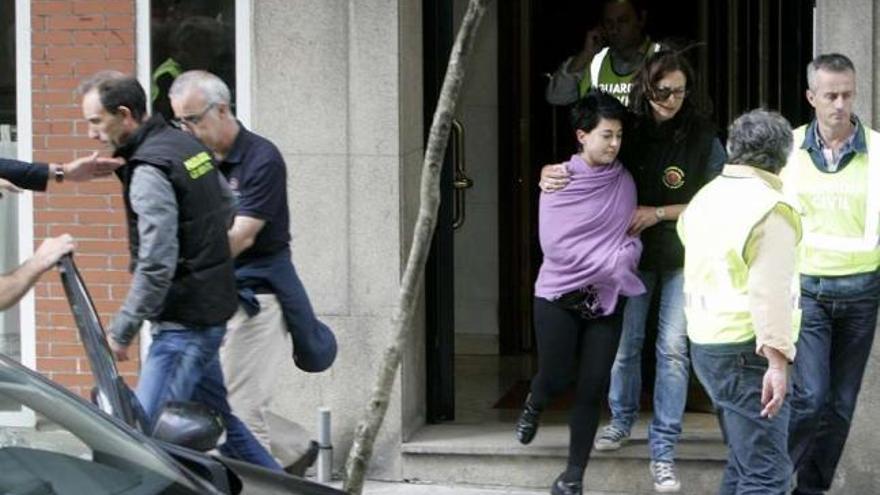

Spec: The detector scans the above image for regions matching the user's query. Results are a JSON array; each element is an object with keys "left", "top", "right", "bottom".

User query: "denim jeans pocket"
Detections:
[
  {"left": 737, "top": 352, "right": 768, "bottom": 372},
  {"left": 733, "top": 352, "right": 767, "bottom": 402}
]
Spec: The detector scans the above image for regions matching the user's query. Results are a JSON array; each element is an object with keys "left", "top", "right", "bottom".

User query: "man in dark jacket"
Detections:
[{"left": 79, "top": 71, "right": 280, "bottom": 470}]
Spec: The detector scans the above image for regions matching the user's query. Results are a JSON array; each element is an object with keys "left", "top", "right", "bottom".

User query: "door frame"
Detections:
[{"left": 424, "top": 0, "right": 456, "bottom": 423}]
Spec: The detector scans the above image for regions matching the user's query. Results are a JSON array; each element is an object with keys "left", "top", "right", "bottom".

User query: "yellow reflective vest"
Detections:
[
  {"left": 780, "top": 125, "right": 880, "bottom": 276},
  {"left": 678, "top": 170, "right": 802, "bottom": 346}
]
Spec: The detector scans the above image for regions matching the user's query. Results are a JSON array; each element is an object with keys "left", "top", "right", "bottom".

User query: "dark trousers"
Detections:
[
  {"left": 691, "top": 341, "right": 791, "bottom": 495},
  {"left": 788, "top": 273, "right": 880, "bottom": 495},
  {"left": 530, "top": 297, "right": 623, "bottom": 469}
]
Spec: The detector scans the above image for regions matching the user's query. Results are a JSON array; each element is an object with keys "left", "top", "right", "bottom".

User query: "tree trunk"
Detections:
[{"left": 341, "top": 1, "right": 492, "bottom": 493}]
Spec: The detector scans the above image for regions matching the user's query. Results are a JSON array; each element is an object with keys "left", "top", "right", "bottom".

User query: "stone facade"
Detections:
[{"left": 10, "top": 0, "right": 880, "bottom": 489}]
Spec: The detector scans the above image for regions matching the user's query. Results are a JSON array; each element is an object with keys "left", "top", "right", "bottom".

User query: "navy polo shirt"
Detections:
[{"left": 220, "top": 124, "right": 291, "bottom": 265}]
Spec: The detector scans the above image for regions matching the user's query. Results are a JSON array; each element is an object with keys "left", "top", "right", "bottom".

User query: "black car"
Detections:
[{"left": 0, "top": 255, "right": 344, "bottom": 495}]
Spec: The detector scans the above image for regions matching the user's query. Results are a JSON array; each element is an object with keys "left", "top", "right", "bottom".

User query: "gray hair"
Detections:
[
  {"left": 807, "top": 53, "right": 855, "bottom": 91},
  {"left": 726, "top": 109, "right": 793, "bottom": 173},
  {"left": 168, "top": 70, "right": 232, "bottom": 107}
]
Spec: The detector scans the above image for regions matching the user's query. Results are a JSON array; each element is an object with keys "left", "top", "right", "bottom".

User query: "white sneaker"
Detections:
[
  {"left": 593, "top": 424, "right": 629, "bottom": 451},
  {"left": 650, "top": 460, "right": 681, "bottom": 493}
]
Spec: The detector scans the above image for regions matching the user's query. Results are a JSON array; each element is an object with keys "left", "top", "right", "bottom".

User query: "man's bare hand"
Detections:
[
  {"left": 0, "top": 178, "right": 22, "bottom": 197},
  {"left": 583, "top": 26, "right": 605, "bottom": 58},
  {"left": 31, "top": 234, "right": 75, "bottom": 273},
  {"left": 761, "top": 366, "right": 787, "bottom": 419},
  {"left": 109, "top": 338, "right": 130, "bottom": 362},
  {"left": 539, "top": 163, "right": 571, "bottom": 193},
  {"left": 63, "top": 152, "right": 124, "bottom": 181},
  {"left": 570, "top": 27, "right": 606, "bottom": 72}
]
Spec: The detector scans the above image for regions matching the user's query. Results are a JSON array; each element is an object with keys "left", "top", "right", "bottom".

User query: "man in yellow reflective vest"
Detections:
[
  {"left": 782, "top": 53, "right": 879, "bottom": 495},
  {"left": 545, "top": 0, "right": 660, "bottom": 107},
  {"left": 678, "top": 109, "right": 801, "bottom": 494}
]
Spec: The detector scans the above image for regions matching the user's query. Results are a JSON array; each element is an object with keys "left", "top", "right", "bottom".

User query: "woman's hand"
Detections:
[
  {"left": 628, "top": 206, "right": 661, "bottom": 235},
  {"left": 539, "top": 163, "right": 571, "bottom": 193}
]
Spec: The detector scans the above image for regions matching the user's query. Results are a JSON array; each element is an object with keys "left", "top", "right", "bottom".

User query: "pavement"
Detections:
[{"left": 329, "top": 479, "right": 631, "bottom": 494}]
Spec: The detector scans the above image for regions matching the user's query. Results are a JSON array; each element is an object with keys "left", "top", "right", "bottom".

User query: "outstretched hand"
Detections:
[{"left": 63, "top": 152, "right": 125, "bottom": 181}]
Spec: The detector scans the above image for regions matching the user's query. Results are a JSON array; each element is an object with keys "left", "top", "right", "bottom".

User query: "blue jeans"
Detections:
[
  {"left": 692, "top": 341, "right": 791, "bottom": 495},
  {"left": 136, "top": 326, "right": 282, "bottom": 471},
  {"left": 788, "top": 273, "right": 880, "bottom": 494},
  {"left": 608, "top": 269, "right": 689, "bottom": 462}
]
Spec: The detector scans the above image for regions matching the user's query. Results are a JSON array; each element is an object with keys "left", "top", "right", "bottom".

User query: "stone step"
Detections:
[{"left": 401, "top": 420, "right": 727, "bottom": 494}]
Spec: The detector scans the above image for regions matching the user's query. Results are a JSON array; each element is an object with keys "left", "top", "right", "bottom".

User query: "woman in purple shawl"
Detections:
[{"left": 515, "top": 91, "right": 645, "bottom": 495}]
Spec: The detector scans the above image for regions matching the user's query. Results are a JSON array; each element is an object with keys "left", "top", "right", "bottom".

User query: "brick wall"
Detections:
[{"left": 30, "top": 0, "right": 138, "bottom": 397}]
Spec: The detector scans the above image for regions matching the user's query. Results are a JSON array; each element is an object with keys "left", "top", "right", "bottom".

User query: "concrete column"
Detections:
[
  {"left": 815, "top": 2, "right": 880, "bottom": 493},
  {"left": 251, "top": 0, "right": 423, "bottom": 480},
  {"left": 815, "top": 0, "right": 875, "bottom": 124}
]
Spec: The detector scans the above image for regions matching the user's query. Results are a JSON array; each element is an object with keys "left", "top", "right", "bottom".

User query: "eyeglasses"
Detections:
[
  {"left": 174, "top": 103, "right": 216, "bottom": 128},
  {"left": 650, "top": 86, "right": 688, "bottom": 102}
]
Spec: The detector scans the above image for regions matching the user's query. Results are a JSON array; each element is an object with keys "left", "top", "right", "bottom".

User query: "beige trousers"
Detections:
[{"left": 220, "top": 294, "right": 289, "bottom": 453}]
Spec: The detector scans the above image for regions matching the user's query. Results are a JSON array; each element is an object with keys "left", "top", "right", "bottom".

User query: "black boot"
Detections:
[
  {"left": 515, "top": 394, "right": 542, "bottom": 445},
  {"left": 550, "top": 472, "right": 583, "bottom": 495}
]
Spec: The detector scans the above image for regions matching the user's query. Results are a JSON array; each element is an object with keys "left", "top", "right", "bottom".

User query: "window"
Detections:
[{"left": 149, "top": 0, "right": 237, "bottom": 119}]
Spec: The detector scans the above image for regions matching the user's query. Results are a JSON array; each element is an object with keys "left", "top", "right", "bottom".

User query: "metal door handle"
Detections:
[{"left": 451, "top": 119, "right": 473, "bottom": 230}]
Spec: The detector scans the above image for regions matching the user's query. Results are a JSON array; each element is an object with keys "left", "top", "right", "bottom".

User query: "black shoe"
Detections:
[
  {"left": 515, "top": 394, "right": 542, "bottom": 445},
  {"left": 550, "top": 474, "right": 583, "bottom": 495}
]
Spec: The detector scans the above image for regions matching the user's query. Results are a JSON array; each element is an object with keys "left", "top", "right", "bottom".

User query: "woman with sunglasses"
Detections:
[{"left": 540, "top": 50, "right": 726, "bottom": 493}]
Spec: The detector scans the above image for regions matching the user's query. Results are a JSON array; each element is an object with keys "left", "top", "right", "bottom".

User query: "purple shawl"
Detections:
[{"left": 534, "top": 154, "right": 645, "bottom": 315}]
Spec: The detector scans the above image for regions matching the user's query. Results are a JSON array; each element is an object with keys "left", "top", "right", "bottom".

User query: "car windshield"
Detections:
[{"left": 0, "top": 355, "right": 214, "bottom": 495}]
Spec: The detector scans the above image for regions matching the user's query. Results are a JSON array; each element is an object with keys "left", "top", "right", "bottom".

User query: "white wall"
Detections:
[{"left": 251, "top": 0, "right": 422, "bottom": 479}]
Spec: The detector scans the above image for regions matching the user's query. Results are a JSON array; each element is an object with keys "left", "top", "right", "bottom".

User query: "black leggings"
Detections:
[{"left": 530, "top": 296, "right": 623, "bottom": 469}]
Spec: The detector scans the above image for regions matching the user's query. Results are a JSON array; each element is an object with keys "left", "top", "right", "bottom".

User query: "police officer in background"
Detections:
[
  {"left": 783, "top": 53, "right": 880, "bottom": 495},
  {"left": 78, "top": 70, "right": 280, "bottom": 470},
  {"left": 545, "top": 0, "right": 661, "bottom": 106},
  {"left": 678, "top": 109, "right": 800, "bottom": 494}
]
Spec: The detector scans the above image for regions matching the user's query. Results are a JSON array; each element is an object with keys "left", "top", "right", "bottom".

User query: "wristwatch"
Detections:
[
  {"left": 53, "top": 164, "right": 65, "bottom": 183},
  {"left": 654, "top": 207, "right": 666, "bottom": 220}
]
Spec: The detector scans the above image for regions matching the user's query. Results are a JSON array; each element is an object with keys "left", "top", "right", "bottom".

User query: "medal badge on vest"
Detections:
[{"left": 663, "top": 165, "right": 685, "bottom": 189}]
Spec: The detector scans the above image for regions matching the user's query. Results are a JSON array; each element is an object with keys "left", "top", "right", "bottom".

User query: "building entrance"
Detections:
[{"left": 425, "top": 0, "right": 814, "bottom": 424}]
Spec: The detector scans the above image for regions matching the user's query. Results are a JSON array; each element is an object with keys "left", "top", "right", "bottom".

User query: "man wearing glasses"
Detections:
[{"left": 168, "top": 70, "right": 335, "bottom": 462}]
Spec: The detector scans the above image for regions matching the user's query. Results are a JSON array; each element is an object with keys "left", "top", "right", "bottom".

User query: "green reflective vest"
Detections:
[
  {"left": 678, "top": 171, "right": 802, "bottom": 345},
  {"left": 781, "top": 126, "right": 880, "bottom": 276},
  {"left": 578, "top": 41, "right": 661, "bottom": 106}
]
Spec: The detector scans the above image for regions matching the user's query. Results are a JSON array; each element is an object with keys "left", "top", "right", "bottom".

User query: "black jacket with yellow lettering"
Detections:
[{"left": 114, "top": 115, "right": 236, "bottom": 327}]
